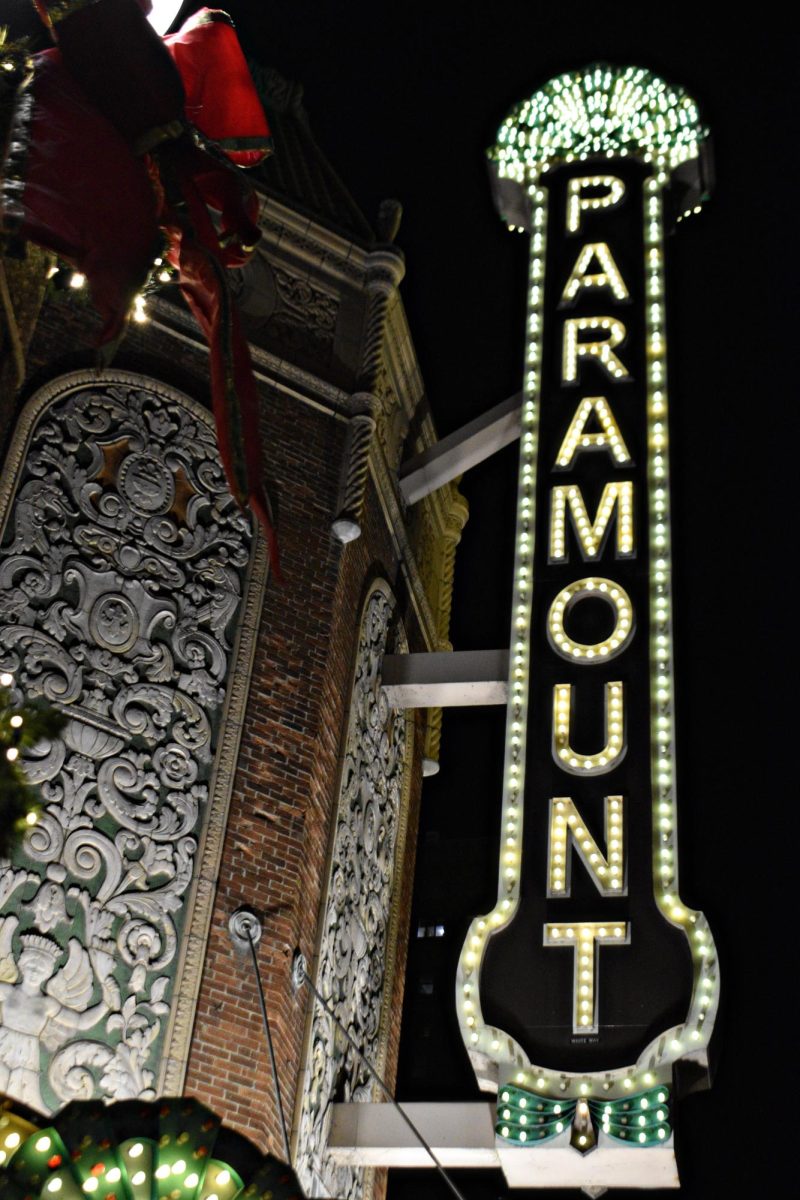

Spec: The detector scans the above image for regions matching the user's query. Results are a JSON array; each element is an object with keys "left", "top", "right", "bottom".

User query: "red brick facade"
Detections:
[{"left": 0, "top": 169, "right": 465, "bottom": 1197}]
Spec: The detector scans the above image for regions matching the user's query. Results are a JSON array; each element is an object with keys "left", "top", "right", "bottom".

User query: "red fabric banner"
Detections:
[
  {"left": 2, "top": 2, "right": 279, "bottom": 570},
  {"left": 2, "top": 48, "right": 159, "bottom": 344},
  {"left": 165, "top": 9, "right": 272, "bottom": 167}
]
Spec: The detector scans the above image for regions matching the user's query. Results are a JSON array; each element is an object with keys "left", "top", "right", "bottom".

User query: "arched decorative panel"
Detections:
[
  {"left": 0, "top": 370, "right": 267, "bottom": 1113},
  {"left": 294, "top": 581, "right": 413, "bottom": 1200}
]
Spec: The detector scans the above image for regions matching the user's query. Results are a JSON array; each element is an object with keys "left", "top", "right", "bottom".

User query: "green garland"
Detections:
[{"left": 0, "top": 675, "right": 65, "bottom": 858}]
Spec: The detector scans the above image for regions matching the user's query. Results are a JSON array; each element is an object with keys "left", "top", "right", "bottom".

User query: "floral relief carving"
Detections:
[
  {"left": 234, "top": 258, "right": 338, "bottom": 371},
  {"left": 295, "top": 584, "right": 410, "bottom": 1200},
  {"left": 0, "top": 374, "right": 253, "bottom": 1114},
  {"left": 266, "top": 268, "right": 338, "bottom": 366}
]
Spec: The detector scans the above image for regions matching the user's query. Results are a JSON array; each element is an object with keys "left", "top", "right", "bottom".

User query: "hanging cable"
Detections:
[
  {"left": 228, "top": 908, "right": 294, "bottom": 1172},
  {"left": 291, "top": 950, "right": 468, "bottom": 1200}
]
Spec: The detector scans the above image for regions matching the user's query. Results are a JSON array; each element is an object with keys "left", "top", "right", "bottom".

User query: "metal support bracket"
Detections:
[
  {"left": 382, "top": 649, "right": 509, "bottom": 708},
  {"left": 399, "top": 391, "right": 522, "bottom": 505}
]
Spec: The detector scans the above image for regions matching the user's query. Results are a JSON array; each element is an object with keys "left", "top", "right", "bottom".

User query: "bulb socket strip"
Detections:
[
  {"left": 644, "top": 173, "right": 719, "bottom": 1053},
  {"left": 454, "top": 184, "right": 547, "bottom": 1063}
]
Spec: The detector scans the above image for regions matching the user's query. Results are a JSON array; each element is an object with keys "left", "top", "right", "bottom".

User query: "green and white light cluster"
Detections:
[
  {"left": 496, "top": 1080, "right": 671, "bottom": 1152},
  {"left": 0, "top": 1098, "right": 302, "bottom": 1200},
  {"left": 495, "top": 1083, "right": 672, "bottom": 1151},
  {"left": 496, "top": 1085, "right": 577, "bottom": 1146},
  {"left": 592, "top": 1086, "right": 672, "bottom": 1146},
  {"left": 490, "top": 64, "right": 708, "bottom": 184}
]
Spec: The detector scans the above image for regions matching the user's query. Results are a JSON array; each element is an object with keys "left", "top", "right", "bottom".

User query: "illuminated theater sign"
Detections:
[{"left": 456, "top": 65, "right": 720, "bottom": 1187}]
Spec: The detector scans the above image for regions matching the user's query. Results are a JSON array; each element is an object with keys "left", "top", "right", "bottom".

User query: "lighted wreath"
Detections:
[
  {"left": 0, "top": 1096, "right": 303, "bottom": 1199},
  {"left": 0, "top": 673, "right": 65, "bottom": 858}
]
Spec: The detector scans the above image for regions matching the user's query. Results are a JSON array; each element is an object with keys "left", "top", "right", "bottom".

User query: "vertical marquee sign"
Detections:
[{"left": 456, "top": 66, "right": 720, "bottom": 1187}]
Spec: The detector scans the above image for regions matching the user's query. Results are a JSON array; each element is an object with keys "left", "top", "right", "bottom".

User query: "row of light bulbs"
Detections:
[
  {"left": 555, "top": 395, "right": 631, "bottom": 468},
  {"left": 643, "top": 172, "right": 719, "bottom": 1052},
  {"left": 544, "top": 921, "right": 629, "bottom": 1032},
  {"left": 552, "top": 682, "right": 626, "bottom": 775},
  {"left": 549, "top": 795, "right": 625, "bottom": 895},
  {"left": 496, "top": 1084, "right": 672, "bottom": 1147},
  {"left": 1, "top": 669, "right": 23, "bottom": 765},
  {"left": 562, "top": 316, "right": 630, "bottom": 382},
  {"left": 561, "top": 241, "right": 630, "bottom": 302},
  {"left": 566, "top": 177, "right": 625, "bottom": 234},
  {"left": 548, "top": 577, "right": 634, "bottom": 662},
  {"left": 2, "top": 670, "right": 37, "bottom": 828},
  {"left": 455, "top": 186, "right": 549, "bottom": 1058}
]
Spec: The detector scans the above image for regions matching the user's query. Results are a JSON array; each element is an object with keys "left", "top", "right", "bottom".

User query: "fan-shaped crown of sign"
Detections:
[{"left": 490, "top": 63, "right": 708, "bottom": 180}]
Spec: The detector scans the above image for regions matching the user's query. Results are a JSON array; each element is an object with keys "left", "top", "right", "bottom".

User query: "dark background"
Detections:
[
  {"left": 7, "top": 1, "right": 789, "bottom": 1195},
  {"left": 191, "top": 3, "right": 789, "bottom": 1196}
]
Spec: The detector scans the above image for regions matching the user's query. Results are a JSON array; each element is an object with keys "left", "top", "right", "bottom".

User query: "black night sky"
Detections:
[
  {"left": 6, "top": 1, "right": 789, "bottom": 1195},
  {"left": 192, "top": 3, "right": 788, "bottom": 1197}
]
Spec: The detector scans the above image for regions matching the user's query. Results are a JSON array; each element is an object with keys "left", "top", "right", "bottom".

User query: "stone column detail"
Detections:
[{"left": 332, "top": 248, "right": 405, "bottom": 542}]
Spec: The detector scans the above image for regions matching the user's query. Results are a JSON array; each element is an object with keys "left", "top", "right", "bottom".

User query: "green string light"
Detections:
[
  {"left": 495, "top": 1083, "right": 671, "bottom": 1149},
  {"left": 0, "top": 674, "right": 65, "bottom": 857}
]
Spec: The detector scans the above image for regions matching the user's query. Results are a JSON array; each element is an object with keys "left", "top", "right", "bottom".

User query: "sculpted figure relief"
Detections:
[{"left": 0, "top": 921, "right": 119, "bottom": 1109}]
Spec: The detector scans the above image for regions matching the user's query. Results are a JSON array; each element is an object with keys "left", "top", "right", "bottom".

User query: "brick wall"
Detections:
[{"left": 1, "top": 278, "right": 426, "bottom": 1179}]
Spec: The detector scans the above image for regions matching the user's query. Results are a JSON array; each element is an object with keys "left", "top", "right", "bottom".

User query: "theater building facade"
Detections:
[{"left": 0, "top": 65, "right": 466, "bottom": 1200}]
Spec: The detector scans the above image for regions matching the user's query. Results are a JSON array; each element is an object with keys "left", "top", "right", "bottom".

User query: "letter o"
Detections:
[{"left": 547, "top": 577, "right": 634, "bottom": 663}]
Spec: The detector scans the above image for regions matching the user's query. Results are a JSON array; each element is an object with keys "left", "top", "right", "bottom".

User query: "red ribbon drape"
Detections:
[{"left": 3, "top": 2, "right": 279, "bottom": 571}]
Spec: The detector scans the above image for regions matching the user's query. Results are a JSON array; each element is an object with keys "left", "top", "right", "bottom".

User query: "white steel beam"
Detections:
[
  {"left": 382, "top": 650, "right": 508, "bottom": 708},
  {"left": 328, "top": 1103, "right": 679, "bottom": 1188},
  {"left": 327, "top": 1102, "right": 499, "bottom": 1168},
  {"left": 399, "top": 392, "right": 522, "bottom": 504}
]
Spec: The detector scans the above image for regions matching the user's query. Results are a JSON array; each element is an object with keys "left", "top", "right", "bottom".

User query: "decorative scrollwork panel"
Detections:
[{"left": 0, "top": 370, "right": 265, "bottom": 1113}]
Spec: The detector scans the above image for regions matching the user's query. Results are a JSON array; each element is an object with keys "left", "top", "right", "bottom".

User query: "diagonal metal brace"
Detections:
[{"left": 399, "top": 391, "right": 522, "bottom": 504}]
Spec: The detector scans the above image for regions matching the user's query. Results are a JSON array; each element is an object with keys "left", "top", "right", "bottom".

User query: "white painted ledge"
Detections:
[
  {"left": 327, "top": 1102, "right": 499, "bottom": 1168},
  {"left": 327, "top": 1102, "right": 679, "bottom": 1189},
  {"left": 498, "top": 1139, "right": 679, "bottom": 1189},
  {"left": 381, "top": 650, "right": 508, "bottom": 707}
]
